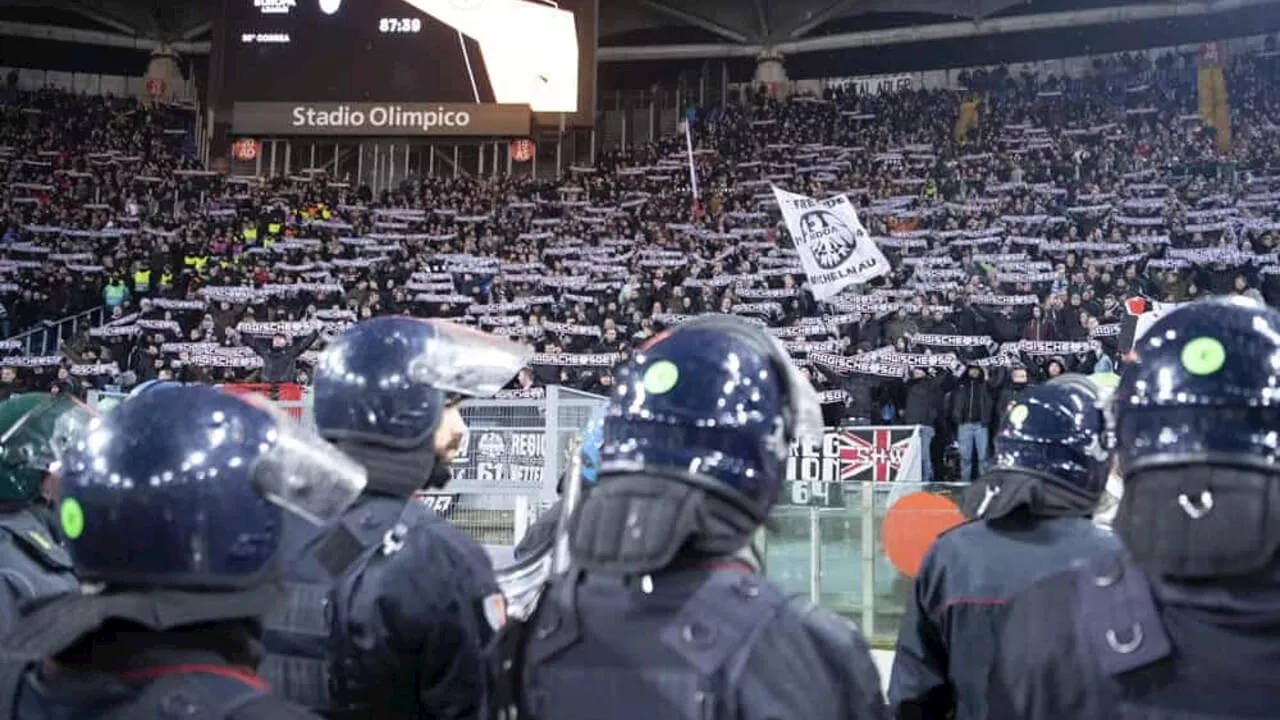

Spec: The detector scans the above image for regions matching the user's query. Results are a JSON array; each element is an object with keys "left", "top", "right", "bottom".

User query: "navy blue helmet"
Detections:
[
  {"left": 312, "top": 317, "right": 531, "bottom": 449},
  {"left": 126, "top": 379, "right": 183, "bottom": 399},
  {"left": 1113, "top": 296, "right": 1280, "bottom": 476},
  {"left": 58, "top": 385, "right": 366, "bottom": 589},
  {"left": 599, "top": 315, "right": 823, "bottom": 516},
  {"left": 994, "top": 374, "right": 1111, "bottom": 496}
]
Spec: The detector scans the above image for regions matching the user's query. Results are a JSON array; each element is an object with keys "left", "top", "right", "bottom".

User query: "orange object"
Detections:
[{"left": 880, "top": 491, "right": 966, "bottom": 578}]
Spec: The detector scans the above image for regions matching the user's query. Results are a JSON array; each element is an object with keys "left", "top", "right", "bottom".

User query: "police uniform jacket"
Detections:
[
  {"left": 889, "top": 516, "right": 1119, "bottom": 720},
  {"left": 987, "top": 553, "right": 1280, "bottom": 720}
]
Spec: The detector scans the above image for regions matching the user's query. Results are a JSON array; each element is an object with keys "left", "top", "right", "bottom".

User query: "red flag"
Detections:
[{"left": 1125, "top": 297, "right": 1148, "bottom": 316}]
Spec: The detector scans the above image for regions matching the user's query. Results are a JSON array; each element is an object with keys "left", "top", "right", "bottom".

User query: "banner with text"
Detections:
[
  {"left": 826, "top": 74, "right": 914, "bottom": 96},
  {"left": 232, "top": 102, "right": 532, "bottom": 137},
  {"left": 773, "top": 186, "right": 892, "bottom": 300},
  {"left": 781, "top": 426, "right": 924, "bottom": 508}
]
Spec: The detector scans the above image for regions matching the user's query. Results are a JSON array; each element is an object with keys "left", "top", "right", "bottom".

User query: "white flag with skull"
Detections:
[{"left": 771, "top": 186, "right": 892, "bottom": 301}]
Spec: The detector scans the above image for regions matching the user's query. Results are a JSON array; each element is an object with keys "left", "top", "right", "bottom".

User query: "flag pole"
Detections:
[{"left": 683, "top": 115, "right": 700, "bottom": 220}]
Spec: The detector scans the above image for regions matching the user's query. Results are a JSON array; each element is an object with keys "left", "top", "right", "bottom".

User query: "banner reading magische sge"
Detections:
[{"left": 231, "top": 102, "right": 532, "bottom": 137}]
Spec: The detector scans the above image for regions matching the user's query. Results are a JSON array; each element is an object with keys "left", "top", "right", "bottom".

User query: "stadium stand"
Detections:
[{"left": 2, "top": 43, "right": 1279, "bottom": 481}]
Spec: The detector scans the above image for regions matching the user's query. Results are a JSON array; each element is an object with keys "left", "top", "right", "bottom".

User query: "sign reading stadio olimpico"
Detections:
[{"left": 231, "top": 101, "right": 532, "bottom": 137}]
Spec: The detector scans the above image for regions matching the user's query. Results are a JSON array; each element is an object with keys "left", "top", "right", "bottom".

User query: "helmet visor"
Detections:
[
  {"left": 3, "top": 396, "right": 97, "bottom": 479},
  {"left": 241, "top": 396, "right": 368, "bottom": 525},
  {"left": 761, "top": 333, "right": 825, "bottom": 442},
  {"left": 406, "top": 320, "right": 534, "bottom": 398}
]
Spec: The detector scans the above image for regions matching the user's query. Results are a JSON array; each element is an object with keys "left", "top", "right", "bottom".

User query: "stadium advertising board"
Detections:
[
  {"left": 827, "top": 74, "right": 914, "bottom": 96},
  {"left": 232, "top": 102, "right": 532, "bottom": 136},
  {"left": 218, "top": 0, "right": 597, "bottom": 128}
]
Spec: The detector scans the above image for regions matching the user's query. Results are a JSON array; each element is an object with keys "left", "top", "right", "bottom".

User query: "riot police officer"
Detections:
[
  {"left": 888, "top": 375, "right": 1120, "bottom": 720},
  {"left": 261, "top": 316, "right": 531, "bottom": 718},
  {"left": 512, "top": 404, "right": 605, "bottom": 560},
  {"left": 0, "top": 393, "right": 94, "bottom": 634},
  {"left": 0, "top": 384, "right": 367, "bottom": 719},
  {"left": 987, "top": 297, "right": 1280, "bottom": 718},
  {"left": 490, "top": 314, "right": 887, "bottom": 720}
]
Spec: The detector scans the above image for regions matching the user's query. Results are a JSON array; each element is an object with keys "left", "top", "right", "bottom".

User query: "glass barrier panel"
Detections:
[{"left": 764, "top": 481, "right": 971, "bottom": 644}]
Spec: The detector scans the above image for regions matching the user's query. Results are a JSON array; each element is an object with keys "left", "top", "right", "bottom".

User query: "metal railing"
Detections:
[
  {"left": 8, "top": 305, "right": 107, "bottom": 355},
  {"left": 764, "top": 482, "right": 970, "bottom": 644}
]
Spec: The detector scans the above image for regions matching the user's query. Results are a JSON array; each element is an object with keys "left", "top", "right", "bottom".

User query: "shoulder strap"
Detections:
[
  {"left": 312, "top": 523, "right": 367, "bottom": 578},
  {"left": 100, "top": 666, "right": 268, "bottom": 720},
  {"left": 314, "top": 499, "right": 426, "bottom": 578},
  {"left": 0, "top": 514, "right": 73, "bottom": 573},
  {"left": 659, "top": 570, "right": 785, "bottom": 677},
  {"left": 1074, "top": 552, "right": 1173, "bottom": 677}
]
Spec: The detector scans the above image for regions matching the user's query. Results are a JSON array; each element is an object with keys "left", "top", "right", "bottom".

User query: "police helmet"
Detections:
[
  {"left": 58, "top": 385, "right": 367, "bottom": 589},
  {"left": 599, "top": 315, "right": 823, "bottom": 517},
  {"left": 1113, "top": 296, "right": 1280, "bottom": 476},
  {"left": 0, "top": 393, "right": 94, "bottom": 503},
  {"left": 312, "top": 317, "right": 531, "bottom": 449},
  {"left": 993, "top": 374, "right": 1110, "bottom": 497},
  {"left": 127, "top": 379, "right": 183, "bottom": 400}
]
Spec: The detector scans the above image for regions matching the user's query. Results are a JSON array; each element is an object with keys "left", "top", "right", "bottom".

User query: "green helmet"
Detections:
[{"left": 0, "top": 393, "right": 96, "bottom": 503}]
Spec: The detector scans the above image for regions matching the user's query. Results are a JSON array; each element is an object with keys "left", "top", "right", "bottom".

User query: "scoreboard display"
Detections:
[{"left": 216, "top": 0, "right": 597, "bottom": 120}]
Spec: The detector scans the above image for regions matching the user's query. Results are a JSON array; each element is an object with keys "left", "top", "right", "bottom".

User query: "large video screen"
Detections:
[{"left": 217, "top": 0, "right": 595, "bottom": 117}]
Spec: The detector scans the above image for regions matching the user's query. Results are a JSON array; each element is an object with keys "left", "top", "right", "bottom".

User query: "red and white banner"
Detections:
[{"left": 218, "top": 382, "right": 306, "bottom": 420}]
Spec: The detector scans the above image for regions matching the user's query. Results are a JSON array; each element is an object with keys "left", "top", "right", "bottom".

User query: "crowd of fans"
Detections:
[{"left": 2, "top": 41, "right": 1279, "bottom": 481}]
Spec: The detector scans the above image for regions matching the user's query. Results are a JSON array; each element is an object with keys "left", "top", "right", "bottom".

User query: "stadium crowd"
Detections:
[{"left": 2, "top": 42, "right": 1279, "bottom": 481}]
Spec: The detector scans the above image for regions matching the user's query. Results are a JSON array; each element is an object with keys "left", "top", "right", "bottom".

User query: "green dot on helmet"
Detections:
[
  {"left": 1180, "top": 336, "right": 1226, "bottom": 376},
  {"left": 642, "top": 360, "right": 680, "bottom": 395},
  {"left": 1008, "top": 404, "right": 1030, "bottom": 425},
  {"left": 60, "top": 497, "right": 84, "bottom": 540}
]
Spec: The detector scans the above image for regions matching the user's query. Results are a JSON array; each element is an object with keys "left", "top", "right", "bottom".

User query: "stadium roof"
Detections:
[
  {"left": 0, "top": 0, "right": 1269, "bottom": 55},
  {"left": 597, "top": 0, "right": 1041, "bottom": 45},
  {"left": 0, "top": 0, "right": 212, "bottom": 42}
]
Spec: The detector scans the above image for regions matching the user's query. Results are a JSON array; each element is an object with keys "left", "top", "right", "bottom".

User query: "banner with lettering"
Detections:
[
  {"left": 772, "top": 185, "right": 892, "bottom": 300},
  {"left": 457, "top": 426, "right": 549, "bottom": 486},
  {"left": 780, "top": 426, "right": 923, "bottom": 507}
]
